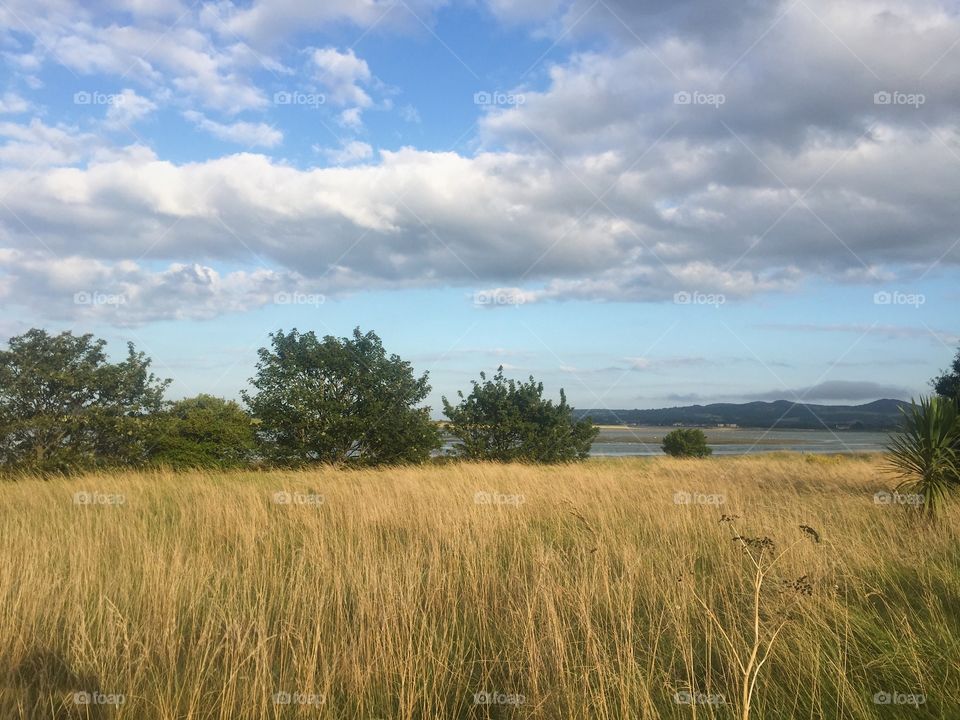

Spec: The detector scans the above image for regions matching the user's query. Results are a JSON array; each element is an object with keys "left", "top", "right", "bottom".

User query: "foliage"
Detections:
[
  {"left": 885, "top": 395, "right": 960, "bottom": 518},
  {"left": 932, "top": 345, "right": 960, "bottom": 404},
  {"left": 147, "top": 395, "right": 255, "bottom": 469},
  {"left": 0, "top": 329, "right": 169, "bottom": 475},
  {"left": 661, "top": 428, "right": 713, "bottom": 458},
  {"left": 242, "top": 328, "right": 440, "bottom": 466},
  {"left": 441, "top": 366, "right": 598, "bottom": 462}
]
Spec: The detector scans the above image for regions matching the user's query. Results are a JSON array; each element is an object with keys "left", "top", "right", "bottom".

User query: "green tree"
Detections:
[
  {"left": 661, "top": 428, "right": 713, "bottom": 458},
  {"left": 442, "top": 366, "right": 598, "bottom": 462},
  {"left": 0, "top": 328, "right": 169, "bottom": 474},
  {"left": 932, "top": 345, "right": 960, "bottom": 404},
  {"left": 148, "top": 395, "right": 255, "bottom": 469},
  {"left": 242, "top": 328, "right": 440, "bottom": 466}
]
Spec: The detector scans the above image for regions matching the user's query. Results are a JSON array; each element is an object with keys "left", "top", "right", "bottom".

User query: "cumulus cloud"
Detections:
[
  {"left": 0, "top": 0, "right": 959, "bottom": 325},
  {"left": 319, "top": 140, "right": 374, "bottom": 165},
  {"left": 213, "top": 0, "right": 451, "bottom": 46},
  {"left": 0, "top": 118, "right": 100, "bottom": 166},
  {"left": 0, "top": 92, "right": 29, "bottom": 113},
  {"left": 0, "top": 249, "right": 308, "bottom": 326},
  {"left": 0, "top": 1, "right": 269, "bottom": 113},
  {"left": 312, "top": 48, "right": 373, "bottom": 107},
  {"left": 310, "top": 47, "right": 382, "bottom": 130},
  {"left": 183, "top": 111, "right": 282, "bottom": 148},
  {"left": 104, "top": 88, "right": 157, "bottom": 129}
]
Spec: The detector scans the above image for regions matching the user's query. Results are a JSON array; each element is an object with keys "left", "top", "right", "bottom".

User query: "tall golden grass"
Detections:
[{"left": 0, "top": 454, "right": 957, "bottom": 719}]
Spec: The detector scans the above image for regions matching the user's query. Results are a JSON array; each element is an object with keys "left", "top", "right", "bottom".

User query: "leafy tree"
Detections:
[
  {"left": 661, "top": 428, "right": 713, "bottom": 458},
  {"left": 147, "top": 395, "right": 255, "bottom": 469},
  {"left": 0, "top": 328, "right": 169, "bottom": 474},
  {"left": 242, "top": 328, "right": 440, "bottom": 466},
  {"left": 886, "top": 396, "right": 960, "bottom": 519},
  {"left": 442, "top": 366, "right": 598, "bottom": 462},
  {"left": 932, "top": 345, "right": 960, "bottom": 404}
]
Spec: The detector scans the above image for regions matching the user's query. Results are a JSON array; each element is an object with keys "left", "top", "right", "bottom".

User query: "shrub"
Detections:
[
  {"left": 148, "top": 395, "right": 256, "bottom": 469},
  {"left": 441, "top": 366, "right": 598, "bottom": 462},
  {"left": 885, "top": 396, "right": 960, "bottom": 518},
  {"left": 661, "top": 428, "right": 712, "bottom": 458}
]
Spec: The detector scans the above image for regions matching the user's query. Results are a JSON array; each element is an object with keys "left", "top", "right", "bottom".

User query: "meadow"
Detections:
[{"left": 1, "top": 454, "right": 957, "bottom": 719}]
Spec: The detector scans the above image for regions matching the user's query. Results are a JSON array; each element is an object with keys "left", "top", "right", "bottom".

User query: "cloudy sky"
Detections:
[{"left": 0, "top": 0, "right": 957, "bottom": 412}]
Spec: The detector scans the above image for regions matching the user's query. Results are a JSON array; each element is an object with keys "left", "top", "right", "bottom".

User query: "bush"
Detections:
[
  {"left": 885, "top": 396, "right": 960, "bottom": 518},
  {"left": 661, "top": 428, "right": 712, "bottom": 458},
  {"left": 442, "top": 366, "right": 598, "bottom": 462},
  {"left": 242, "top": 328, "right": 440, "bottom": 466},
  {"left": 148, "top": 395, "right": 256, "bottom": 469}
]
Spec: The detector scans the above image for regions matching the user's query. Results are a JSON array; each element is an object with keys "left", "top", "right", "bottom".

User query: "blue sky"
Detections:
[{"left": 0, "top": 0, "right": 958, "bottom": 413}]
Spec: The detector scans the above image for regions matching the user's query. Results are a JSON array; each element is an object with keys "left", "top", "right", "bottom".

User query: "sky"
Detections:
[{"left": 0, "top": 0, "right": 958, "bottom": 414}]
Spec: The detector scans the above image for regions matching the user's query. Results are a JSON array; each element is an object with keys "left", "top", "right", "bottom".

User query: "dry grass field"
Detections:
[{"left": 1, "top": 454, "right": 958, "bottom": 719}]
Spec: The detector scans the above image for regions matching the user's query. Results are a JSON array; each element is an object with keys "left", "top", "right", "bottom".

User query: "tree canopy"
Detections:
[
  {"left": 442, "top": 366, "right": 598, "bottom": 462},
  {"left": 242, "top": 328, "right": 440, "bottom": 466},
  {"left": 933, "top": 345, "right": 960, "bottom": 404},
  {"left": 148, "top": 394, "right": 255, "bottom": 469},
  {"left": 0, "top": 329, "right": 169, "bottom": 474}
]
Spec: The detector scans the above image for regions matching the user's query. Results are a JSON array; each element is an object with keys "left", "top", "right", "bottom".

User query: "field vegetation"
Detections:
[{"left": 2, "top": 454, "right": 958, "bottom": 719}]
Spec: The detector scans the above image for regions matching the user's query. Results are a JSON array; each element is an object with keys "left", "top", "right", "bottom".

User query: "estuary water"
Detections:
[{"left": 590, "top": 426, "right": 891, "bottom": 457}]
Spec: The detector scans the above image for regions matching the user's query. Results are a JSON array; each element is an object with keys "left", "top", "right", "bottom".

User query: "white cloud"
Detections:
[
  {"left": 214, "top": 0, "right": 450, "bottom": 45},
  {"left": 183, "top": 110, "right": 282, "bottom": 148},
  {"left": 1, "top": 133, "right": 953, "bottom": 319},
  {"left": 0, "top": 249, "right": 306, "bottom": 325},
  {"left": 338, "top": 108, "right": 364, "bottom": 130},
  {"left": 104, "top": 88, "right": 157, "bottom": 129},
  {"left": 312, "top": 47, "right": 373, "bottom": 108},
  {"left": 1, "top": 2, "right": 269, "bottom": 113},
  {"left": 0, "top": 92, "right": 29, "bottom": 113},
  {"left": 319, "top": 140, "right": 373, "bottom": 165},
  {"left": 0, "top": 118, "right": 100, "bottom": 167},
  {"left": 1, "top": 0, "right": 959, "bottom": 326}
]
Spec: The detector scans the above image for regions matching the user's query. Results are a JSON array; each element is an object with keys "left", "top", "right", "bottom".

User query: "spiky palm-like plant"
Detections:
[{"left": 885, "top": 396, "right": 960, "bottom": 518}]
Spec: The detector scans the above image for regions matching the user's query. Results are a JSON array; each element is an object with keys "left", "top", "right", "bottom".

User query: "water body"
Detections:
[{"left": 590, "top": 426, "right": 892, "bottom": 457}]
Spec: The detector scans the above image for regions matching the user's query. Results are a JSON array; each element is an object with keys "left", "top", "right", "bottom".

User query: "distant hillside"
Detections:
[{"left": 576, "top": 399, "right": 908, "bottom": 431}]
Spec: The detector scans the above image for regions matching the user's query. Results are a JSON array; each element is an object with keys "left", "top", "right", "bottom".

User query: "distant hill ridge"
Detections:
[{"left": 576, "top": 399, "right": 908, "bottom": 430}]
